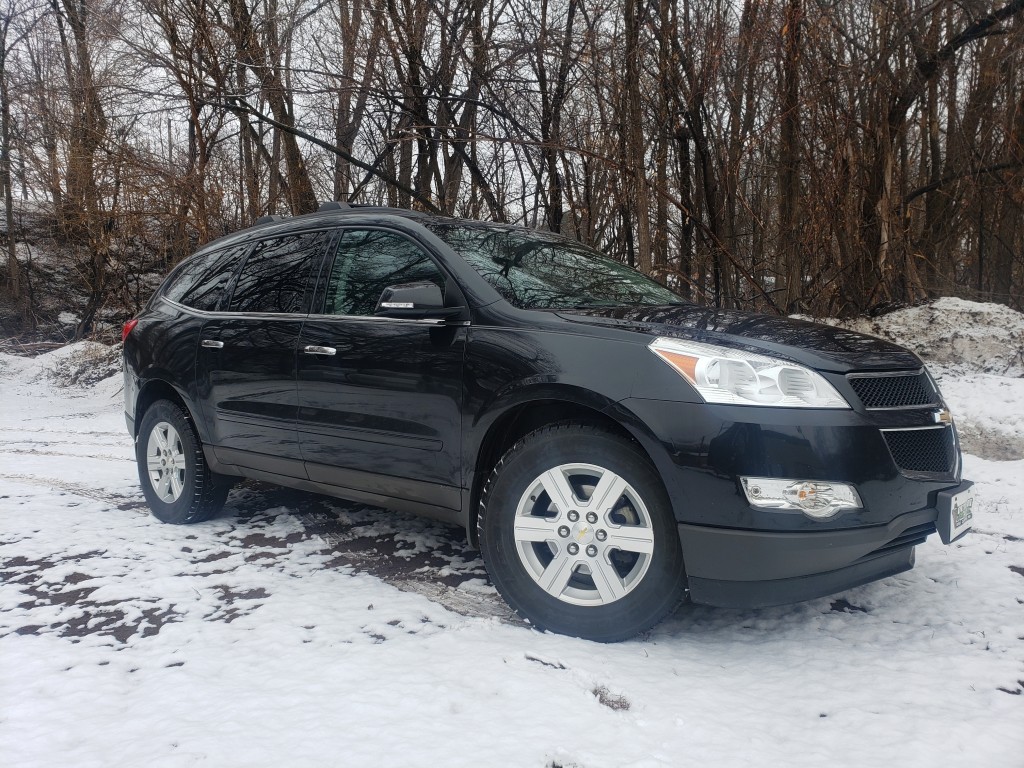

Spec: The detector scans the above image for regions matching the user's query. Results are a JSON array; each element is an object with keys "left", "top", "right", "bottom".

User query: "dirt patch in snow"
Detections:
[
  {"left": 1, "top": 551, "right": 183, "bottom": 643},
  {"left": 228, "top": 482, "right": 520, "bottom": 623},
  {"left": 0, "top": 477, "right": 518, "bottom": 646}
]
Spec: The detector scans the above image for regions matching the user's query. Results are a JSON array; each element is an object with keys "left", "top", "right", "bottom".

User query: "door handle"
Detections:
[
  {"left": 201, "top": 339, "right": 224, "bottom": 349},
  {"left": 303, "top": 345, "right": 337, "bottom": 356}
]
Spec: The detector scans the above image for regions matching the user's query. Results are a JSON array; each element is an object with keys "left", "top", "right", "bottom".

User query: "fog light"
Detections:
[{"left": 741, "top": 477, "right": 862, "bottom": 520}]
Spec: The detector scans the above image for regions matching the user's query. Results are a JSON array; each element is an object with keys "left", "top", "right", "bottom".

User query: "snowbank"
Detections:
[{"left": 840, "top": 297, "right": 1024, "bottom": 377}]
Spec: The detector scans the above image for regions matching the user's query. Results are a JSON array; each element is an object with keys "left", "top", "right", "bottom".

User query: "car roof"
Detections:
[
  {"left": 195, "top": 202, "right": 573, "bottom": 256},
  {"left": 195, "top": 202, "right": 441, "bottom": 253}
]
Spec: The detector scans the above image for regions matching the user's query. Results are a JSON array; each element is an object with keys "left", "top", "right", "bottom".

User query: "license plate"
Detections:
[{"left": 936, "top": 482, "right": 975, "bottom": 545}]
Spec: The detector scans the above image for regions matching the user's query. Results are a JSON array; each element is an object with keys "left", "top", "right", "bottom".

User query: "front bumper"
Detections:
[
  {"left": 609, "top": 397, "right": 969, "bottom": 607},
  {"left": 679, "top": 503, "right": 947, "bottom": 608}
]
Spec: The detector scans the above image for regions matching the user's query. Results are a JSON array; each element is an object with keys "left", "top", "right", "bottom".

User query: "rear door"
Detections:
[
  {"left": 133, "top": 243, "right": 250, "bottom": 433},
  {"left": 196, "top": 230, "right": 329, "bottom": 475},
  {"left": 296, "top": 227, "right": 466, "bottom": 511}
]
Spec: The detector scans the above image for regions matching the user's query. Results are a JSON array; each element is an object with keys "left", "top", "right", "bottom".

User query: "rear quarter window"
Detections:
[{"left": 162, "top": 244, "right": 249, "bottom": 312}]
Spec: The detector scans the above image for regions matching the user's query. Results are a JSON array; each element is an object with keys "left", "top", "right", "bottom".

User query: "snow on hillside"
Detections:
[{"left": 1, "top": 299, "right": 1022, "bottom": 767}]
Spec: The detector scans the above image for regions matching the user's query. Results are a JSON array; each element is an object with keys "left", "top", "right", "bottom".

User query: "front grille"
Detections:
[
  {"left": 882, "top": 427, "right": 956, "bottom": 474},
  {"left": 848, "top": 371, "right": 938, "bottom": 409}
]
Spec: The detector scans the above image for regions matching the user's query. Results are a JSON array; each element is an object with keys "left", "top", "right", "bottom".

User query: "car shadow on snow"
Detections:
[
  {"left": 219, "top": 481, "right": 895, "bottom": 641},
  {"left": 220, "top": 481, "right": 521, "bottom": 624}
]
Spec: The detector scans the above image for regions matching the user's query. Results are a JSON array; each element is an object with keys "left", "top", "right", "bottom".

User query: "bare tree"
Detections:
[
  {"left": 2, "top": 0, "right": 1023, "bottom": 333},
  {"left": 1, "top": 0, "right": 46, "bottom": 308}
]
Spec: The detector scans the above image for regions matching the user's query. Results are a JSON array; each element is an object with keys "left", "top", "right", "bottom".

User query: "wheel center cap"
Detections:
[{"left": 571, "top": 522, "right": 595, "bottom": 544}]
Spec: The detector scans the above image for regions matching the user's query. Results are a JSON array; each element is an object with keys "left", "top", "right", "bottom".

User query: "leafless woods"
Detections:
[{"left": 2, "top": 0, "right": 1023, "bottom": 335}]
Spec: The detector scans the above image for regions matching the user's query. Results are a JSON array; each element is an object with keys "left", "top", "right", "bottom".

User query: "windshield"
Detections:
[{"left": 429, "top": 223, "right": 684, "bottom": 310}]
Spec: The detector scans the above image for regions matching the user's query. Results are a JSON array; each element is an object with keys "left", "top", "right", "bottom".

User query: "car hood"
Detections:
[{"left": 555, "top": 304, "right": 922, "bottom": 372}]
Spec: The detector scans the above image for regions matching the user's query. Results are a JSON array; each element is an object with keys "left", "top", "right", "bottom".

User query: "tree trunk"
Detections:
[
  {"left": 227, "top": 0, "right": 317, "bottom": 215},
  {"left": 623, "top": 0, "right": 652, "bottom": 273},
  {"left": 778, "top": 0, "right": 802, "bottom": 312},
  {"left": 0, "top": 42, "right": 19, "bottom": 302}
]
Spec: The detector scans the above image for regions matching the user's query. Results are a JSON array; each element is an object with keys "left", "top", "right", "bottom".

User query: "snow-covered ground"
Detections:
[{"left": 1, "top": 302, "right": 1023, "bottom": 767}]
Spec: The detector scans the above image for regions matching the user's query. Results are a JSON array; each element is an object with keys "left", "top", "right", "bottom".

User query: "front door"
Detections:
[{"left": 296, "top": 228, "right": 466, "bottom": 511}]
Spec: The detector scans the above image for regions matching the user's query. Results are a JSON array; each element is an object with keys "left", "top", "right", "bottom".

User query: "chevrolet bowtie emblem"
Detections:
[{"left": 933, "top": 409, "right": 953, "bottom": 424}]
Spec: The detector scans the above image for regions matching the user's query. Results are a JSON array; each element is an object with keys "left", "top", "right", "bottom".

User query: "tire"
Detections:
[
  {"left": 478, "top": 423, "right": 686, "bottom": 642},
  {"left": 136, "top": 399, "right": 229, "bottom": 524}
]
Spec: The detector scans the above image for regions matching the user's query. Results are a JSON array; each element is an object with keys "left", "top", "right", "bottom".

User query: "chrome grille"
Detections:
[
  {"left": 848, "top": 371, "right": 938, "bottom": 409},
  {"left": 882, "top": 426, "right": 956, "bottom": 474}
]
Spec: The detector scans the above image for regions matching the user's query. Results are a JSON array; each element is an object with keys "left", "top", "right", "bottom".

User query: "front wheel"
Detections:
[
  {"left": 478, "top": 424, "right": 686, "bottom": 642},
  {"left": 136, "top": 399, "right": 229, "bottom": 524}
]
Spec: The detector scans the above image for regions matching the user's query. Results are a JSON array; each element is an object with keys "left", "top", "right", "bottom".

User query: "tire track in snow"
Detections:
[{"left": 0, "top": 472, "right": 148, "bottom": 509}]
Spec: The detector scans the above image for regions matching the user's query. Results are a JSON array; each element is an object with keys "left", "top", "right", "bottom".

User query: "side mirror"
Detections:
[{"left": 375, "top": 282, "right": 463, "bottom": 320}]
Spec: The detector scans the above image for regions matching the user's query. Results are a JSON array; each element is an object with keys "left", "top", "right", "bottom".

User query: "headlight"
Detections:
[{"left": 649, "top": 337, "right": 849, "bottom": 408}]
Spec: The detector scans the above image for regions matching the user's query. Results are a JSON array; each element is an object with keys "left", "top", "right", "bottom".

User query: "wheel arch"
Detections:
[
  {"left": 464, "top": 388, "right": 673, "bottom": 546},
  {"left": 133, "top": 377, "right": 206, "bottom": 443}
]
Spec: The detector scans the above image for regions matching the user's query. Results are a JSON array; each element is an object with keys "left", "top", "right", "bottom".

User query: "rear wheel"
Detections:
[
  {"left": 478, "top": 423, "right": 686, "bottom": 642},
  {"left": 136, "top": 399, "right": 229, "bottom": 524}
]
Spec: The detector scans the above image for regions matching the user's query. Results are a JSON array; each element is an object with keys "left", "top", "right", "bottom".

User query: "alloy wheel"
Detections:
[
  {"left": 146, "top": 421, "right": 187, "bottom": 503},
  {"left": 512, "top": 462, "right": 655, "bottom": 606}
]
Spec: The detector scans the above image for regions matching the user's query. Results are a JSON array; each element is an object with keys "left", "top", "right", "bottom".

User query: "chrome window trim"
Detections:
[
  {"left": 305, "top": 312, "right": 469, "bottom": 327},
  {"left": 161, "top": 296, "right": 306, "bottom": 320},
  {"left": 160, "top": 296, "right": 469, "bottom": 327}
]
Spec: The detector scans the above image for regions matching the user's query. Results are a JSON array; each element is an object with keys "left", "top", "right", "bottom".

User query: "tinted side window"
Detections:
[
  {"left": 229, "top": 231, "right": 327, "bottom": 314},
  {"left": 428, "top": 223, "right": 683, "bottom": 310},
  {"left": 162, "top": 244, "right": 248, "bottom": 312},
  {"left": 324, "top": 229, "right": 446, "bottom": 316}
]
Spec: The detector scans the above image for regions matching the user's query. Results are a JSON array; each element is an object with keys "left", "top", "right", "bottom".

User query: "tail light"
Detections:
[{"left": 122, "top": 318, "right": 139, "bottom": 342}]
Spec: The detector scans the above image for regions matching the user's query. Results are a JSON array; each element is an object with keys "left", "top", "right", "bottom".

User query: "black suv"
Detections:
[{"left": 122, "top": 203, "right": 974, "bottom": 641}]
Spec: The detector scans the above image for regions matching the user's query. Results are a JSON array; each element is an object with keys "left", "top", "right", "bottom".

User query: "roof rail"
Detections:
[
  {"left": 318, "top": 201, "right": 351, "bottom": 212},
  {"left": 248, "top": 203, "right": 425, "bottom": 231}
]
